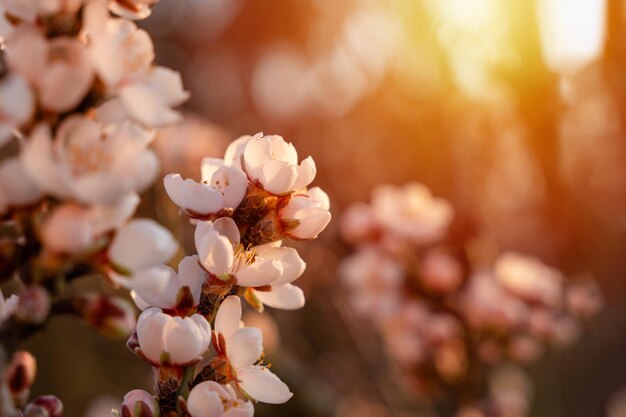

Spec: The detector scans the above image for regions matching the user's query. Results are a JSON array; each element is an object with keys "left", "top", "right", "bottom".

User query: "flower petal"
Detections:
[
  {"left": 215, "top": 295, "right": 242, "bottom": 340},
  {"left": 228, "top": 327, "right": 263, "bottom": 368},
  {"left": 237, "top": 365, "right": 293, "bottom": 404},
  {"left": 255, "top": 284, "right": 305, "bottom": 310},
  {"left": 177, "top": 255, "right": 206, "bottom": 304},
  {"left": 164, "top": 173, "right": 224, "bottom": 215}
]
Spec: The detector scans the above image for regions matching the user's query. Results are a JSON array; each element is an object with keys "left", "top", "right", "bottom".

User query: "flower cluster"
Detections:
[
  {"left": 0, "top": 0, "right": 188, "bottom": 414},
  {"left": 122, "top": 134, "right": 330, "bottom": 416},
  {"left": 339, "top": 182, "right": 602, "bottom": 413}
]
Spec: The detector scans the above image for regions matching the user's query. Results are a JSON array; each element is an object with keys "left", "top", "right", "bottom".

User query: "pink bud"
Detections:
[
  {"left": 121, "top": 389, "right": 158, "bottom": 417},
  {"left": 419, "top": 250, "right": 463, "bottom": 295},
  {"left": 41, "top": 203, "right": 94, "bottom": 255},
  {"left": 15, "top": 286, "right": 51, "bottom": 324},
  {"left": 24, "top": 395, "right": 63, "bottom": 417},
  {"left": 6, "top": 351, "right": 36, "bottom": 406},
  {"left": 81, "top": 295, "right": 137, "bottom": 339}
]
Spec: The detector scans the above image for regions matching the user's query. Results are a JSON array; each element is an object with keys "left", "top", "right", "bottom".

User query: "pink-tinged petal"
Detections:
[
  {"left": 200, "top": 157, "right": 224, "bottom": 183},
  {"left": 237, "top": 365, "right": 293, "bottom": 404},
  {"left": 212, "top": 217, "right": 241, "bottom": 245},
  {"left": 260, "top": 160, "right": 297, "bottom": 195},
  {"left": 164, "top": 173, "right": 224, "bottom": 214},
  {"left": 87, "top": 192, "right": 140, "bottom": 235},
  {"left": 224, "top": 135, "right": 252, "bottom": 169},
  {"left": 228, "top": 327, "right": 263, "bottom": 368},
  {"left": 290, "top": 207, "right": 331, "bottom": 239},
  {"left": 263, "top": 247, "right": 305, "bottom": 286},
  {"left": 5, "top": 25, "right": 46, "bottom": 84},
  {"left": 242, "top": 135, "right": 272, "bottom": 174},
  {"left": 0, "top": 158, "right": 42, "bottom": 206},
  {"left": 74, "top": 172, "right": 132, "bottom": 205},
  {"left": 130, "top": 291, "right": 151, "bottom": 311},
  {"left": 109, "top": 219, "right": 177, "bottom": 272},
  {"left": 177, "top": 255, "right": 206, "bottom": 304},
  {"left": 236, "top": 260, "right": 282, "bottom": 287},
  {"left": 215, "top": 296, "right": 242, "bottom": 340},
  {"left": 186, "top": 382, "right": 224, "bottom": 417},
  {"left": 129, "top": 149, "right": 159, "bottom": 194},
  {"left": 163, "top": 317, "right": 205, "bottom": 364},
  {"left": 255, "top": 284, "right": 305, "bottom": 310},
  {"left": 307, "top": 187, "right": 330, "bottom": 210},
  {"left": 196, "top": 230, "right": 234, "bottom": 276},
  {"left": 190, "top": 314, "right": 212, "bottom": 343},
  {"left": 131, "top": 265, "right": 178, "bottom": 309},
  {"left": 20, "top": 124, "right": 71, "bottom": 199},
  {"left": 292, "top": 156, "right": 316, "bottom": 190},
  {"left": 39, "top": 38, "right": 94, "bottom": 113},
  {"left": 137, "top": 308, "right": 168, "bottom": 362}
]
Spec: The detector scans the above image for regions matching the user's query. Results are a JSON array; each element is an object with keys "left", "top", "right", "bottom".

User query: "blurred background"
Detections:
[{"left": 24, "top": 1, "right": 626, "bottom": 416}]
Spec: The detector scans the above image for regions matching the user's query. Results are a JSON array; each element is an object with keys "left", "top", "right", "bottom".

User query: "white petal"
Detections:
[
  {"left": 164, "top": 173, "right": 224, "bottom": 215},
  {"left": 237, "top": 365, "right": 293, "bottom": 404},
  {"left": 196, "top": 227, "right": 235, "bottom": 275},
  {"left": 236, "top": 259, "right": 282, "bottom": 287},
  {"left": 177, "top": 255, "right": 206, "bottom": 304},
  {"left": 109, "top": 219, "right": 177, "bottom": 272},
  {"left": 290, "top": 207, "right": 331, "bottom": 239},
  {"left": 87, "top": 192, "right": 140, "bottom": 235},
  {"left": 200, "top": 157, "right": 224, "bottom": 183},
  {"left": 260, "top": 160, "right": 297, "bottom": 195},
  {"left": 41, "top": 204, "right": 93, "bottom": 254},
  {"left": 131, "top": 265, "right": 178, "bottom": 309},
  {"left": 163, "top": 317, "right": 205, "bottom": 364},
  {"left": 215, "top": 295, "right": 242, "bottom": 340},
  {"left": 255, "top": 284, "right": 305, "bottom": 310},
  {"left": 228, "top": 327, "right": 263, "bottom": 369},
  {"left": 212, "top": 217, "right": 241, "bottom": 245},
  {"left": 20, "top": 124, "right": 72, "bottom": 199},
  {"left": 263, "top": 247, "right": 306, "bottom": 286},
  {"left": 292, "top": 156, "right": 316, "bottom": 190},
  {"left": 222, "top": 401, "right": 254, "bottom": 417},
  {"left": 187, "top": 382, "right": 225, "bottom": 417},
  {"left": 137, "top": 308, "right": 168, "bottom": 363},
  {"left": 224, "top": 135, "right": 251, "bottom": 169}
]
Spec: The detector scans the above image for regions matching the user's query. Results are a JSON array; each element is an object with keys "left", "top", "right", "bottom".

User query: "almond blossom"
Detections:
[
  {"left": 85, "top": 3, "right": 189, "bottom": 127},
  {"left": 212, "top": 296, "right": 292, "bottom": 404},
  {"left": 5, "top": 25, "right": 94, "bottom": 113},
  {"left": 164, "top": 158, "right": 247, "bottom": 217},
  {"left": 21, "top": 117, "right": 157, "bottom": 206},
  {"left": 136, "top": 307, "right": 211, "bottom": 366},
  {"left": 279, "top": 187, "right": 331, "bottom": 240},
  {"left": 371, "top": 182, "right": 453, "bottom": 244},
  {"left": 225, "top": 134, "right": 316, "bottom": 195},
  {"left": 121, "top": 390, "right": 158, "bottom": 417},
  {"left": 186, "top": 381, "right": 254, "bottom": 417}
]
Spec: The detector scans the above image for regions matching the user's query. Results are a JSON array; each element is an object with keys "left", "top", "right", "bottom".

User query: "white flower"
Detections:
[
  {"left": 108, "top": 0, "right": 158, "bottom": 20},
  {"left": 194, "top": 218, "right": 282, "bottom": 287},
  {"left": 187, "top": 381, "right": 254, "bottom": 417},
  {"left": 494, "top": 252, "right": 563, "bottom": 307},
  {"left": 108, "top": 219, "right": 177, "bottom": 283},
  {"left": 131, "top": 256, "right": 207, "bottom": 310},
  {"left": 371, "top": 183, "right": 453, "bottom": 244},
  {"left": 280, "top": 187, "right": 331, "bottom": 239},
  {"left": 21, "top": 117, "right": 157, "bottom": 205},
  {"left": 0, "top": 74, "right": 34, "bottom": 148},
  {"left": 339, "top": 247, "right": 404, "bottom": 324},
  {"left": 0, "top": 289, "right": 19, "bottom": 324},
  {"left": 136, "top": 307, "right": 211, "bottom": 366},
  {"left": 5, "top": 25, "right": 94, "bottom": 113},
  {"left": 225, "top": 134, "right": 316, "bottom": 195},
  {"left": 0, "top": 157, "right": 42, "bottom": 207},
  {"left": 164, "top": 158, "right": 247, "bottom": 217},
  {"left": 213, "top": 296, "right": 292, "bottom": 404},
  {"left": 86, "top": 5, "right": 188, "bottom": 127}
]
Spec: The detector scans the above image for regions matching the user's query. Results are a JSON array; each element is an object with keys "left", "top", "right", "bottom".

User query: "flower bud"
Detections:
[
  {"left": 80, "top": 295, "right": 137, "bottom": 339},
  {"left": 121, "top": 389, "right": 159, "bottom": 417},
  {"left": 187, "top": 381, "right": 253, "bottom": 417},
  {"left": 15, "top": 286, "right": 51, "bottom": 324},
  {"left": 6, "top": 351, "right": 36, "bottom": 406},
  {"left": 24, "top": 395, "right": 63, "bottom": 417},
  {"left": 280, "top": 187, "right": 331, "bottom": 240},
  {"left": 136, "top": 308, "right": 211, "bottom": 366},
  {"left": 41, "top": 204, "right": 94, "bottom": 255}
]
